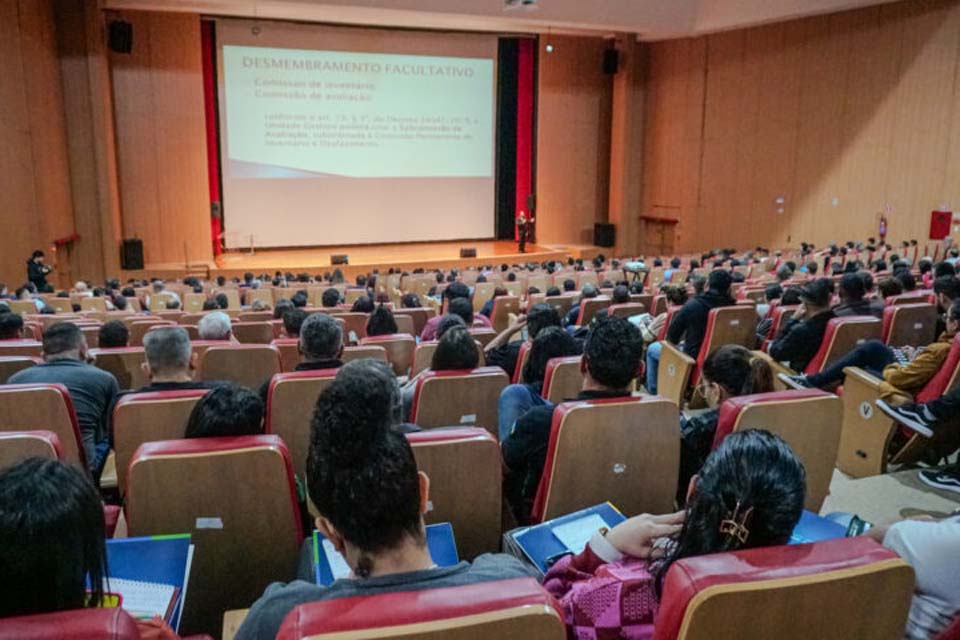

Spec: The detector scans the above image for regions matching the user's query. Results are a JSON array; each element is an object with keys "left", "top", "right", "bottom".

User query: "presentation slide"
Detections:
[{"left": 216, "top": 21, "right": 498, "bottom": 250}]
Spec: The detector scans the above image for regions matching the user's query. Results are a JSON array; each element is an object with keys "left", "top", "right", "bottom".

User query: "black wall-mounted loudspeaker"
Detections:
[
  {"left": 120, "top": 238, "right": 144, "bottom": 270},
  {"left": 603, "top": 48, "right": 620, "bottom": 75},
  {"left": 525, "top": 193, "right": 536, "bottom": 213},
  {"left": 460, "top": 247, "right": 477, "bottom": 258},
  {"left": 331, "top": 254, "right": 349, "bottom": 265},
  {"left": 594, "top": 223, "right": 616, "bottom": 248},
  {"left": 108, "top": 20, "right": 133, "bottom": 54}
]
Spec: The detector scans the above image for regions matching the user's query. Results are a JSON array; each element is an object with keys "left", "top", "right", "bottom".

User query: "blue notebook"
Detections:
[
  {"left": 509, "top": 502, "right": 626, "bottom": 574},
  {"left": 789, "top": 510, "right": 848, "bottom": 544},
  {"left": 313, "top": 523, "right": 459, "bottom": 585},
  {"left": 105, "top": 534, "right": 194, "bottom": 631}
]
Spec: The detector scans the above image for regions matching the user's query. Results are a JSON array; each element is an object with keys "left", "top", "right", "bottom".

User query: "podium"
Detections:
[{"left": 638, "top": 215, "right": 679, "bottom": 256}]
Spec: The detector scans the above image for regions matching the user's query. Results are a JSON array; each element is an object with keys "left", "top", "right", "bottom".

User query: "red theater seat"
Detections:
[
  {"left": 90, "top": 347, "right": 149, "bottom": 391},
  {"left": 0, "top": 607, "right": 141, "bottom": 640},
  {"left": 880, "top": 303, "right": 937, "bottom": 347},
  {"left": 410, "top": 367, "right": 509, "bottom": 436},
  {"left": 0, "top": 355, "right": 40, "bottom": 383},
  {"left": 276, "top": 578, "right": 565, "bottom": 640},
  {"left": 512, "top": 340, "right": 532, "bottom": 384},
  {"left": 266, "top": 369, "right": 340, "bottom": 480},
  {"left": 531, "top": 396, "right": 679, "bottom": 523},
  {"left": 0, "top": 383, "right": 85, "bottom": 468},
  {"left": 407, "top": 427, "right": 501, "bottom": 558},
  {"left": 575, "top": 296, "right": 611, "bottom": 326},
  {"left": 608, "top": 302, "right": 646, "bottom": 319},
  {"left": 838, "top": 333, "right": 960, "bottom": 477},
  {"left": 652, "top": 537, "right": 914, "bottom": 640},
  {"left": 491, "top": 295, "right": 521, "bottom": 333},
  {"left": 0, "top": 339, "right": 43, "bottom": 358},
  {"left": 0, "top": 430, "right": 62, "bottom": 470},
  {"left": 125, "top": 435, "right": 302, "bottom": 635},
  {"left": 541, "top": 356, "right": 584, "bottom": 404},
  {"left": 714, "top": 389, "right": 841, "bottom": 511},
  {"left": 360, "top": 333, "right": 415, "bottom": 376},
  {"left": 199, "top": 343, "right": 281, "bottom": 389}
]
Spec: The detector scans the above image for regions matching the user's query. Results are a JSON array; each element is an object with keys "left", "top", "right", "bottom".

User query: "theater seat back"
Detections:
[
  {"left": 714, "top": 389, "right": 841, "bottom": 511},
  {"left": 266, "top": 369, "right": 339, "bottom": 479},
  {"left": 0, "top": 607, "right": 141, "bottom": 640},
  {"left": 410, "top": 367, "right": 509, "bottom": 437},
  {"left": 0, "top": 384, "right": 85, "bottom": 467},
  {"left": 804, "top": 316, "right": 881, "bottom": 375},
  {"left": 232, "top": 321, "right": 274, "bottom": 344},
  {"left": 126, "top": 435, "right": 302, "bottom": 636},
  {"left": 113, "top": 389, "right": 209, "bottom": 495},
  {"left": 543, "top": 295, "right": 575, "bottom": 318},
  {"left": 90, "top": 348, "right": 148, "bottom": 391},
  {"left": 491, "top": 296, "right": 521, "bottom": 333},
  {"left": 881, "top": 303, "right": 937, "bottom": 347},
  {"left": 199, "top": 344, "right": 281, "bottom": 389},
  {"left": 512, "top": 340, "right": 532, "bottom": 384},
  {"left": 129, "top": 320, "right": 175, "bottom": 346},
  {"left": 652, "top": 538, "right": 914, "bottom": 640},
  {"left": 608, "top": 302, "right": 646, "bottom": 319},
  {"left": 394, "top": 307, "right": 434, "bottom": 336},
  {"left": 411, "top": 340, "right": 439, "bottom": 378},
  {"left": 532, "top": 396, "right": 679, "bottom": 522},
  {"left": 407, "top": 428, "right": 501, "bottom": 558},
  {"left": 361, "top": 333, "right": 416, "bottom": 376},
  {"left": 341, "top": 344, "right": 388, "bottom": 364},
  {"left": 0, "top": 430, "right": 62, "bottom": 469},
  {"left": 276, "top": 578, "right": 565, "bottom": 640},
  {"left": 575, "top": 296, "right": 611, "bottom": 326},
  {"left": 0, "top": 339, "right": 43, "bottom": 358},
  {"left": 541, "top": 356, "right": 584, "bottom": 404},
  {"left": 0, "top": 355, "right": 40, "bottom": 383},
  {"left": 468, "top": 327, "right": 497, "bottom": 349},
  {"left": 693, "top": 306, "right": 759, "bottom": 381},
  {"left": 767, "top": 305, "right": 799, "bottom": 342},
  {"left": 270, "top": 338, "right": 301, "bottom": 372}
]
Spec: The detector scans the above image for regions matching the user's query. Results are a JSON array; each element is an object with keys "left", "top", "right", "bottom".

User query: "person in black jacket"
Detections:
[
  {"left": 833, "top": 273, "right": 883, "bottom": 319},
  {"left": 645, "top": 269, "right": 735, "bottom": 394},
  {"left": 26, "top": 250, "right": 52, "bottom": 292},
  {"left": 768, "top": 278, "right": 836, "bottom": 373}
]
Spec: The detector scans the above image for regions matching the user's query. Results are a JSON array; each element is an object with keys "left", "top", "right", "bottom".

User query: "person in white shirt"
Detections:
[{"left": 869, "top": 515, "right": 960, "bottom": 639}]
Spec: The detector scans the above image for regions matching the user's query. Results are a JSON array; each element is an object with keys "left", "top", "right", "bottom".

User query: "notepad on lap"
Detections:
[
  {"left": 551, "top": 514, "right": 609, "bottom": 554},
  {"left": 108, "top": 578, "right": 179, "bottom": 621}
]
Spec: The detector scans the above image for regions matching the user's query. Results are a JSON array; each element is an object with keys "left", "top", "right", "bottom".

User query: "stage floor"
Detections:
[{"left": 210, "top": 240, "right": 598, "bottom": 278}]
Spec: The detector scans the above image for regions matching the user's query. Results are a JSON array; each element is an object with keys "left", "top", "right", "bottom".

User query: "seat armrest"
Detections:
[
  {"left": 751, "top": 350, "right": 796, "bottom": 390},
  {"left": 837, "top": 367, "right": 896, "bottom": 478},
  {"left": 657, "top": 342, "right": 695, "bottom": 406}
]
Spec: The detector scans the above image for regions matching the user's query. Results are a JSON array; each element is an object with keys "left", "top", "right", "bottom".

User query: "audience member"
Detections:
[
  {"left": 419, "top": 283, "right": 490, "bottom": 341},
  {"left": 543, "top": 430, "right": 804, "bottom": 637},
  {"left": 282, "top": 308, "right": 308, "bottom": 338},
  {"left": 400, "top": 293, "right": 421, "bottom": 308},
  {"left": 564, "top": 283, "right": 599, "bottom": 326},
  {"left": 0, "top": 312, "right": 24, "bottom": 340},
  {"left": 235, "top": 362, "right": 535, "bottom": 640},
  {"left": 646, "top": 270, "right": 735, "bottom": 394},
  {"left": 479, "top": 286, "right": 508, "bottom": 318},
  {"left": 139, "top": 327, "right": 219, "bottom": 392},
  {"left": 366, "top": 305, "right": 398, "bottom": 337},
  {"left": 484, "top": 303, "right": 562, "bottom": 380},
  {"left": 503, "top": 316, "right": 642, "bottom": 524},
  {"left": 497, "top": 326, "right": 581, "bottom": 441},
  {"left": 768, "top": 278, "right": 835, "bottom": 373},
  {"left": 351, "top": 296, "right": 374, "bottom": 313},
  {"left": 198, "top": 311, "right": 234, "bottom": 341},
  {"left": 8, "top": 323, "right": 118, "bottom": 476},
  {"left": 184, "top": 383, "right": 263, "bottom": 439},
  {"left": 0, "top": 458, "right": 180, "bottom": 638},
  {"left": 679, "top": 345, "right": 775, "bottom": 498},
  {"left": 833, "top": 272, "right": 883, "bottom": 318},
  {"left": 97, "top": 320, "right": 129, "bottom": 348},
  {"left": 401, "top": 325, "right": 479, "bottom": 420}
]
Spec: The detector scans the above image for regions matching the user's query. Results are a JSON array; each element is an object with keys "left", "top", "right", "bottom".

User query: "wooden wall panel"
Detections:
[
  {"left": 0, "top": 0, "right": 74, "bottom": 287},
  {"left": 535, "top": 35, "right": 613, "bottom": 246},
  {"left": 643, "top": 0, "right": 960, "bottom": 254},
  {"left": 110, "top": 10, "right": 212, "bottom": 268}
]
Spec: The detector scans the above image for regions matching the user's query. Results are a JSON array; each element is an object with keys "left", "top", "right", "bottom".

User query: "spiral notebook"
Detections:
[{"left": 107, "top": 578, "right": 180, "bottom": 621}]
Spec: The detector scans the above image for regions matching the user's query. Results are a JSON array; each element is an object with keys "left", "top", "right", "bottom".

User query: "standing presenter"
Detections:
[{"left": 516, "top": 212, "right": 535, "bottom": 254}]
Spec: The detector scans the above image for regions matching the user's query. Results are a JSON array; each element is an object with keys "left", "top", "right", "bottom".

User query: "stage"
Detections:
[{"left": 125, "top": 240, "right": 604, "bottom": 281}]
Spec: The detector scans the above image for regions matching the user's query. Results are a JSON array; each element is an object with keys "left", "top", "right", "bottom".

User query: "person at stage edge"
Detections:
[{"left": 516, "top": 211, "right": 535, "bottom": 254}]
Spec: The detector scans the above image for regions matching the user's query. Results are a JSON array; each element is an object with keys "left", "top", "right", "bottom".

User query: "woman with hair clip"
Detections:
[
  {"left": 235, "top": 359, "right": 536, "bottom": 640},
  {"left": 543, "top": 430, "right": 806, "bottom": 639},
  {"left": 679, "top": 344, "right": 775, "bottom": 500},
  {"left": 0, "top": 458, "right": 180, "bottom": 638},
  {"left": 364, "top": 304, "right": 398, "bottom": 337}
]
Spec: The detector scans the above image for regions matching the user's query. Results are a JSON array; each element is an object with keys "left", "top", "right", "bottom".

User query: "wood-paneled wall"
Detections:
[
  {"left": 109, "top": 10, "right": 212, "bottom": 268},
  {"left": 536, "top": 35, "right": 613, "bottom": 246},
  {"left": 0, "top": 0, "right": 75, "bottom": 287},
  {"left": 642, "top": 0, "right": 960, "bottom": 254}
]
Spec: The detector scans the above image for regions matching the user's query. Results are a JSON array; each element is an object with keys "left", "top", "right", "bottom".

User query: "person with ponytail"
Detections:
[
  {"left": 543, "top": 430, "right": 805, "bottom": 639},
  {"left": 235, "top": 359, "right": 536, "bottom": 640},
  {"left": 678, "top": 344, "right": 775, "bottom": 499}
]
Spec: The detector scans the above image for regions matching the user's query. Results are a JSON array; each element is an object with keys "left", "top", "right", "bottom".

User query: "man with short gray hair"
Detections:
[
  {"left": 198, "top": 311, "right": 234, "bottom": 341},
  {"left": 138, "top": 326, "right": 221, "bottom": 392},
  {"left": 297, "top": 313, "right": 344, "bottom": 371}
]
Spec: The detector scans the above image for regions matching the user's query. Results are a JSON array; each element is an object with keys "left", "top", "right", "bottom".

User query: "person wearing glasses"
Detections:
[{"left": 677, "top": 344, "right": 775, "bottom": 502}]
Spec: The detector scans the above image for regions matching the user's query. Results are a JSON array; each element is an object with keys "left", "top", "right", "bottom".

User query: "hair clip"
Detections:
[{"left": 719, "top": 501, "right": 754, "bottom": 544}]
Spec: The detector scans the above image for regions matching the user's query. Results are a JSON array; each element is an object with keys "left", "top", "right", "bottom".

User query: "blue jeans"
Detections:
[
  {"left": 806, "top": 339, "right": 894, "bottom": 388},
  {"left": 498, "top": 383, "right": 549, "bottom": 441},
  {"left": 646, "top": 341, "right": 663, "bottom": 394}
]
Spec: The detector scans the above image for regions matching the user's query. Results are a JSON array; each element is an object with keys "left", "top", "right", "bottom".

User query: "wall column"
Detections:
[{"left": 607, "top": 34, "right": 645, "bottom": 257}]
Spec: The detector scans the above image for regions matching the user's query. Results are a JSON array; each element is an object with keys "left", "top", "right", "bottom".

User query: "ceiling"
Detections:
[{"left": 104, "top": 0, "right": 900, "bottom": 40}]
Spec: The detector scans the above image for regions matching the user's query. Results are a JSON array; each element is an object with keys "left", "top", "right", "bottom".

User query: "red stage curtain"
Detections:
[
  {"left": 200, "top": 21, "right": 222, "bottom": 256},
  {"left": 514, "top": 39, "right": 534, "bottom": 240}
]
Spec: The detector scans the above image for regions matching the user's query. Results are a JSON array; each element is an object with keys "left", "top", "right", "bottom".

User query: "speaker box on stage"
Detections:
[
  {"left": 331, "top": 254, "right": 349, "bottom": 265},
  {"left": 120, "top": 239, "right": 144, "bottom": 270},
  {"left": 460, "top": 247, "right": 477, "bottom": 258},
  {"left": 603, "top": 48, "right": 619, "bottom": 75},
  {"left": 594, "top": 223, "right": 616, "bottom": 248},
  {"left": 108, "top": 20, "right": 133, "bottom": 54}
]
